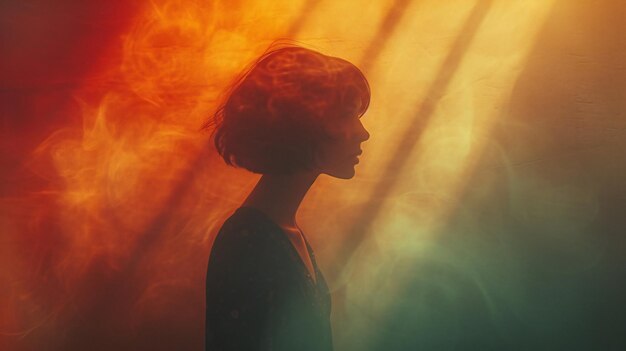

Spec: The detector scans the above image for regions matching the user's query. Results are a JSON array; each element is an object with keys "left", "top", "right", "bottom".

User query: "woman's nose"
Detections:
[{"left": 358, "top": 120, "right": 370, "bottom": 142}]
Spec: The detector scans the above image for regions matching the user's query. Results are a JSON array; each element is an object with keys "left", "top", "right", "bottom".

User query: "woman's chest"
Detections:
[
  {"left": 281, "top": 228, "right": 318, "bottom": 284},
  {"left": 268, "top": 232, "right": 331, "bottom": 318}
]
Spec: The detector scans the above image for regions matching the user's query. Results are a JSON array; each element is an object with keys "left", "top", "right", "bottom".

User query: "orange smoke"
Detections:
[{"left": 1, "top": 1, "right": 298, "bottom": 350}]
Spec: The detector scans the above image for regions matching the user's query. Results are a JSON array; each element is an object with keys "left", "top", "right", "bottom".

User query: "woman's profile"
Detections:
[{"left": 203, "top": 44, "right": 370, "bottom": 351}]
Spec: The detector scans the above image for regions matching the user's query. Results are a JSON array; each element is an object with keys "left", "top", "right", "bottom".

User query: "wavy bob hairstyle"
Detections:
[{"left": 204, "top": 45, "right": 370, "bottom": 175}]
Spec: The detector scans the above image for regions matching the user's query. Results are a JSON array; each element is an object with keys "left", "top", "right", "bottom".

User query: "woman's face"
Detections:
[{"left": 314, "top": 113, "right": 370, "bottom": 179}]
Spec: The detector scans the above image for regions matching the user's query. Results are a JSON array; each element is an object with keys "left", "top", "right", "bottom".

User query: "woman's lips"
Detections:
[{"left": 348, "top": 150, "right": 362, "bottom": 163}]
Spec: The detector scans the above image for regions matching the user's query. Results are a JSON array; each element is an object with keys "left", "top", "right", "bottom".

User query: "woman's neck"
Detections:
[{"left": 241, "top": 171, "right": 319, "bottom": 229}]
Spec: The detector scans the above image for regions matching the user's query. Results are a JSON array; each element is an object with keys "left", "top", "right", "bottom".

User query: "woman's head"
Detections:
[{"left": 207, "top": 45, "right": 370, "bottom": 179}]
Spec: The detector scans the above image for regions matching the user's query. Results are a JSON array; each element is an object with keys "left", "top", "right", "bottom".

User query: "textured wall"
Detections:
[{"left": 1, "top": 0, "right": 624, "bottom": 350}]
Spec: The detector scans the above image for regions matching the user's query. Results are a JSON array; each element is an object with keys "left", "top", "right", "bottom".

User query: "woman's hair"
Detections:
[{"left": 203, "top": 43, "right": 370, "bottom": 174}]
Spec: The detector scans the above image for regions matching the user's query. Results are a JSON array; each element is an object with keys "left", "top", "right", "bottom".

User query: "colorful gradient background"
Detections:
[{"left": 2, "top": 0, "right": 625, "bottom": 350}]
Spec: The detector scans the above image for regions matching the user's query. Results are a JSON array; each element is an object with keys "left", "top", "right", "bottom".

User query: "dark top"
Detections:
[{"left": 205, "top": 206, "right": 333, "bottom": 351}]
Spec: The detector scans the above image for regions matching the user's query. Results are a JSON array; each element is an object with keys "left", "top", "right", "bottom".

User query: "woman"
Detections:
[{"left": 204, "top": 44, "right": 370, "bottom": 351}]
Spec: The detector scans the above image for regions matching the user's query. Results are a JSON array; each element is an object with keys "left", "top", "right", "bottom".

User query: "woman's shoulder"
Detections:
[
  {"left": 217, "top": 207, "right": 275, "bottom": 239},
  {"left": 208, "top": 207, "right": 286, "bottom": 279},
  {"left": 211, "top": 207, "right": 280, "bottom": 260}
]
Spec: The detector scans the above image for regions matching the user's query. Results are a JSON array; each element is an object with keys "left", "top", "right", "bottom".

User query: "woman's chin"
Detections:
[{"left": 325, "top": 166, "right": 357, "bottom": 179}]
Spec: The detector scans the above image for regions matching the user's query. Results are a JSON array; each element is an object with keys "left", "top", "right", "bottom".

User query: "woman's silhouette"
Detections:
[{"left": 204, "top": 44, "right": 370, "bottom": 351}]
